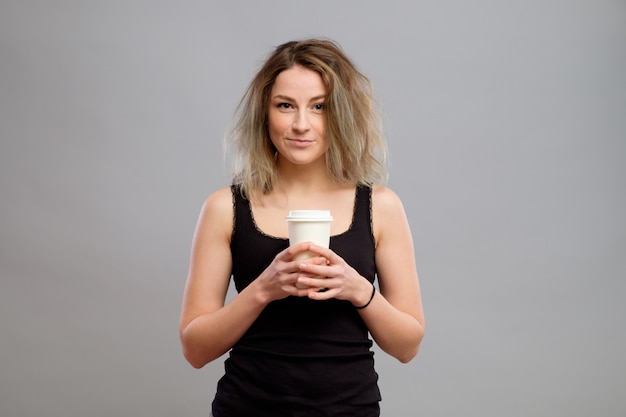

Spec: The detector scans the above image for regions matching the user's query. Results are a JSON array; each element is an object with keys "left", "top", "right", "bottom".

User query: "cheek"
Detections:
[
  {"left": 268, "top": 112, "right": 289, "bottom": 135},
  {"left": 315, "top": 118, "right": 327, "bottom": 138},
  {"left": 315, "top": 115, "right": 326, "bottom": 133}
]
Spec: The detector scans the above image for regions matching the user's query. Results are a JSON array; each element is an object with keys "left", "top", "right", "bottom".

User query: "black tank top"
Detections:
[{"left": 211, "top": 185, "right": 381, "bottom": 417}]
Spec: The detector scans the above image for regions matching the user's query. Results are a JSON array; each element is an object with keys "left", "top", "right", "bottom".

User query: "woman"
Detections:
[{"left": 180, "top": 39, "right": 425, "bottom": 417}]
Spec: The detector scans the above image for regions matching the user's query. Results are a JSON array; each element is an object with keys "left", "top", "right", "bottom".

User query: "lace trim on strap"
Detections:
[
  {"left": 366, "top": 185, "right": 376, "bottom": 248},
  {"left": 230, "top": 184, "right": 238, "bottom": 242}
]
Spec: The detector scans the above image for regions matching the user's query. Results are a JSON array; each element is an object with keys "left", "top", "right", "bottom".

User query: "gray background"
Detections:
[{"left": 1, "top": 1, "right": 625, "bottom": 416}]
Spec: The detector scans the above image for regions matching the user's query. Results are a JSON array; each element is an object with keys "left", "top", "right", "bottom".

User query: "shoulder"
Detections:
[
  {"left": 202, "top": 186, "right": 234, "bottom": 214},
  {"left": 197, "top": 186, "right": 234, "bottom": 239},
  {"left": 371, "top": 185, "right": 405, "bottom": 214},
  {"left": 370, "top": 185, "right": 409, "bottom": 243}
]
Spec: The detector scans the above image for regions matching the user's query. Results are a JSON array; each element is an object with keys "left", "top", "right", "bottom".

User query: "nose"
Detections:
[{"left": 292, "top": 111, "right": 310, "bottom": 132}]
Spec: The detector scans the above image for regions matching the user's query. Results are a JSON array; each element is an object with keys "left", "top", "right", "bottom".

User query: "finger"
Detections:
[
  {"left": 295, "top": 256, "right": 327, "bottom": 267},
  {"left": 278, "top": 242, "right": 314, "bottom": 261},
  {"left": 304, "top": 244, "right": 342, "bottom": 264},
  {"left": 282, "top": 285, "right": 312, "bottom": 297},
  {"left": 298, "top": 271, "right": 322, "bottom": 279},
  {"left": 297, "top": 262, "right": 330, "bottom": 277},
  {"left": 307, "top": 286, "right": 340, "bottom": 300},
  {"left": 276, "top": 264, "right": 316, "bottom": 286},
  {"left": 297, "top": 276, "right": 330, "bottom": 288},
  {"left": 281, "top": 275, "right": 314, "bottom": 293}
]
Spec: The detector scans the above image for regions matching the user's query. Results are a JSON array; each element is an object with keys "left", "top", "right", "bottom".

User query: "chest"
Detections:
[{"left": 250, "top": 189, "right": 357, "bottom": 239}]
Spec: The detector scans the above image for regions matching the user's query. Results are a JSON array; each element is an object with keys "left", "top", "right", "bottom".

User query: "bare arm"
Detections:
[
  {"left": 179, "top": 188, "right": 258, "bottom": 368},
  {"left": 297, "top": 186, "right": 425, "bottom": 363},
  {"left": 359, "top": 186, "right": 425, "bottom": 362},
  {"left": 179, "top": 188, "right": 320, "bottom": 368}
]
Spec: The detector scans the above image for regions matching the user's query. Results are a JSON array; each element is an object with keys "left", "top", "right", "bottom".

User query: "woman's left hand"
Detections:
[{"left": 295, "top": 243, "right": 373, "bottom": 307}]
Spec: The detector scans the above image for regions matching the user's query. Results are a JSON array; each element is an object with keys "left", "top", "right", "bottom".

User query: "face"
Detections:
[{"left": 267, "top": 65, "right": 328, "bottom": 168}]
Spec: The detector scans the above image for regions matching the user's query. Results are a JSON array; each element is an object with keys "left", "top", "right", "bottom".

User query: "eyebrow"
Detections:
[{"left": 272, "top": 94, "right": 326, "bottom": 102}]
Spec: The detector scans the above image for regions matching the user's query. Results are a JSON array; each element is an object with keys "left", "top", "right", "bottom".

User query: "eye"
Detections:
[
  {"left": 277, "top": 102, "right": 292, "bottom": 109},
  {"left": 313, "top": 103, "right": 324, "bottom": 111}
]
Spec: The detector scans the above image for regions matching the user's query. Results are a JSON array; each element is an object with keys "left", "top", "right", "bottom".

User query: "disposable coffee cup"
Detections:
[{"left": 286, "top": 210, "right": 333, "bottom": 288}]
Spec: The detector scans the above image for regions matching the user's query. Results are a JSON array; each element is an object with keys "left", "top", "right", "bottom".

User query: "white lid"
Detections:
[{"left": 286, "top": 210, "right": 333, "bottom": 222}]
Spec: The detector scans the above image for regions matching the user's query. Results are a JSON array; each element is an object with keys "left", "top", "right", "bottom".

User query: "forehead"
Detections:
[{"left": 271, "top": 65, "right": 327, "bottom": 97}]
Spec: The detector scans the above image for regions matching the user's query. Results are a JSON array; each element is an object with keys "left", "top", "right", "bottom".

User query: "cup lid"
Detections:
[{"left": 286, "top": 210, "right": 333, "bottom": 221}]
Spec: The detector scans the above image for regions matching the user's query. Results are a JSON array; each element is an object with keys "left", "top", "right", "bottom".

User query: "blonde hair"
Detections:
[{"left": 227, "top": 39, "right": 388, "bottom": 198}]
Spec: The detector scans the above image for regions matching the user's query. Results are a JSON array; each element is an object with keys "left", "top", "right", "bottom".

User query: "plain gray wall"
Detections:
[{"left": 1, "top": 1, "right": 625, "bottom": 416}]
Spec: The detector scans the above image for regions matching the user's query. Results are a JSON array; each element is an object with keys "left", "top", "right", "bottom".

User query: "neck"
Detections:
[{"left": 274, "top": 157, "right": 336, "bottom": 195}]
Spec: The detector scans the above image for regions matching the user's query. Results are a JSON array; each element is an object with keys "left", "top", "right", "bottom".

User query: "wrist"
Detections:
[
  {"left": 353, "top": 282, "right": 376, "bottom": 309},
  {"left": 249, "top": 278, "right": 272, "bottom": 307}
]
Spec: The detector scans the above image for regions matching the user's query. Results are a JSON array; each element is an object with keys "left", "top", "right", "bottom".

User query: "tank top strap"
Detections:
[
  {"left": 352, "top": 184, "right": 374, "bottom": 240},
  {"left": 230, "top": 184, "right": 256, "bottom": 238}
]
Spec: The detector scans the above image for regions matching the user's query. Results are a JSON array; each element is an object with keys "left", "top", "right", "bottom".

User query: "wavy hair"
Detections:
[{"left": 227, "top": 38, "right": 388, "bottom": 199}]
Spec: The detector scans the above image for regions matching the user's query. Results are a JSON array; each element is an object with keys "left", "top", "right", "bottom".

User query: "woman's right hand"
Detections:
[{"left": 254, "top": 241, "right": 327, "bottom": 302}]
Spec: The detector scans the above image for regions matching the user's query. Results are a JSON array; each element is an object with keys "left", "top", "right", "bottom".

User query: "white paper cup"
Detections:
[{"left": 286, "top": 210, "right": 333, "bottom": 288}]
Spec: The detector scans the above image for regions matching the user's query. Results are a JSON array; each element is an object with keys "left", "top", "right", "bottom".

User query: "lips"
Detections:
[{"left": 288, "top": 138, "right": 314, "bottom": 147}]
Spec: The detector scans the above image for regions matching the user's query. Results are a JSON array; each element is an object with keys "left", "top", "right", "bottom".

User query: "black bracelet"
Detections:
[{"left": 354, "top": 284, "right": 376, "bottom": 309}]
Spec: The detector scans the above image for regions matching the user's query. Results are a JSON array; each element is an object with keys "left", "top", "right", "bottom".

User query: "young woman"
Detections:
[{"left": 180, "top": 38, "right": 425, "bottom": 417}]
